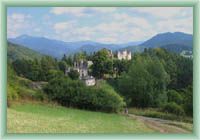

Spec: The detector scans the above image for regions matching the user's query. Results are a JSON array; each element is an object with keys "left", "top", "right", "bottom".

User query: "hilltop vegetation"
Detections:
[
  {"left": 117, "top": 48, "right": 192, "bottom": 117},
  {"left": 160, "top": 44, "right": 192, "bottom": 53},
  {"left": 7, "top": 42, "right": 43, "bottom": 61},
  {"left": 7, "top": 62, "right": 46, "bottom": 103}
]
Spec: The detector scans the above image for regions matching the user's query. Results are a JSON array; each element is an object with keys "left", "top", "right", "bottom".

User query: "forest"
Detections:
[{"left": 7, "top": 47, "right": 193, "bottom": 118}]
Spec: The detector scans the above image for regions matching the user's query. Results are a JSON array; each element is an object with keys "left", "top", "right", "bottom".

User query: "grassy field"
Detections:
[{"left": 7, "top": 103, "right": 156, "bottom": 133}]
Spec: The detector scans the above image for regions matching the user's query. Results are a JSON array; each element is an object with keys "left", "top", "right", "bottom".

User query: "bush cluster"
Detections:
[
  {"left": 162, "top": 102, "right": 185, "bottom": 116},
  {"left": 44, "top": 77, "right": 125, "bottom": 113}
]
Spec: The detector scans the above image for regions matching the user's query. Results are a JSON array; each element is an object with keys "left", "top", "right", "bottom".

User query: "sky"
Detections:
[{"left": 7, "top": 7, "right": 193, "bottom": 43}]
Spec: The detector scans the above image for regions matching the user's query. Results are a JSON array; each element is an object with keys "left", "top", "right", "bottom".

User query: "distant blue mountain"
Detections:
[
  {"left": 8, "top": 35, "right": 143, "bottom": 58},
  {"left": 120, "top": 41, "right": 144, "bottom": 47},
  {"left": 9, "top": 35, "right": 81, "bottom": 58},
  {"left": 79, "top": 41, "right": 144, "bottom": 54},
  {"left": 140, "top": 32, "right": 193, "bottom": 48},
  {"left": 8, "top": 32, "right": 192, "bottom": 58},
  {"left": 122, "top": 32, "right": 193, "bottom": 53}
]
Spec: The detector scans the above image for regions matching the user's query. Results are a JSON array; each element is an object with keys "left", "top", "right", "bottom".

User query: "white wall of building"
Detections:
[
  {"left": 85, "top": 78, "right": 95, "bottom": 86},
  {"left": 117, "top": 50, "right": 131, "bottom": 60}
]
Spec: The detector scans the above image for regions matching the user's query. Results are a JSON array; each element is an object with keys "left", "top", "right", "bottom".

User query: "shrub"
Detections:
[
  {"left": 44, "top": 77, "right": 125, "bottom": 113},
  {"left": 68, "top": 70, "right": 79, "bottom": 80},
  {"left": 162, "top": 102, "right": 185, "bottom": 116},
  {"left": 7, "top": 85, "right": 19, "bottom": 100},
  {"left": 90, "top": 83, "right": 126, "bottom": 112},
  {"left": 167, "top": 90, "right": 183, "bottom": 104},
  {"left": 47, "top": 70, "right": 64, "bottom": 81},
  {"left": 182, "top": 86, "right": 193, "bottom": 116},
  {"left": 34, "top": 90, "right": 47, "bottom": 101}
]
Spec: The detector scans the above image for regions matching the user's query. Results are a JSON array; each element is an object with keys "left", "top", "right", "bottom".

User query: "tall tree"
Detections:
[
  {"left": 91, "top": 49, "right": 113, "bottom": 78},
  {"left": 118, "top": 55, "right": 169, "bottom": 107},
  {"left": 58, "top": 61, "right": 67, "bottom": 73}
]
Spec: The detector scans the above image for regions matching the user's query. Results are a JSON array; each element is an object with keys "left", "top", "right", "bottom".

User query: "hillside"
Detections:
[
  {"left": 7, "top": 42, "right": 43, "bottom": 61},
  {"left": 7, "top": 63, "right": 46, "bottom": 101}
]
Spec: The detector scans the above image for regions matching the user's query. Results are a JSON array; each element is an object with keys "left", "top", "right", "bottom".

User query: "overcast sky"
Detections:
[{"left": 7, "top": 7, "right": 193, "bottom": 43}]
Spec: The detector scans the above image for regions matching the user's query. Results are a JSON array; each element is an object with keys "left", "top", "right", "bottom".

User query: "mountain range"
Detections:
[
  {"left": 8, "top": 32, "right": 193, "bottom": 58},
  {"left": 8, "top": 35, "right": 142, "bottom": 58}
]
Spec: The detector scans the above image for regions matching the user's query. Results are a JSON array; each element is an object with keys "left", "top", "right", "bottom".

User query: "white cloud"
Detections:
[
  {"left": 54, "top": 21, "right": 76, "bottom": 31},
  {"left": 156, "top": 17, "right": 193, "bottom": 34},
  {"left": 113, "top": 13, "right": 152, "bottom": 29},
  {"left": 8, "top": 7, "right": 193, "bottom": 43},
  {"left": 52, "top": 11, "right": 156, "bottom": 43},
  {"left": 133, "top": 7, "right": 192, "bottom": 19},
  {"left": 50, "top": 7, "right": 117, "bottom": 17},
  {"left": 53, "top": 18, "right": 153, "bottom": 43},
  {"left": 97, "top": 37, "right": 119, "bottom": 43},
  {"left": 50, "top": 7, "right": 193, "bottom": 43},
  {"left": 34, "top": 28, "right": 41, "bottom": 32},
  {"left": 10, "top": 13, "right": 31, "bottom": 21},
  {"left": 51, "top": 7, "right": 88, "bottom": 16},
  {"left": 7, "top": 13, "right": 32, "bottom": 38},
  {"left": 89, "top": 7, "right": 117, "bottom": 13}
]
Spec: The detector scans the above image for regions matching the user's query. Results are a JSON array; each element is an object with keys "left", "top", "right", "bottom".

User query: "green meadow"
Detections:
[{"left": 7, "top": 103, "right": 155, "bottom": 133}]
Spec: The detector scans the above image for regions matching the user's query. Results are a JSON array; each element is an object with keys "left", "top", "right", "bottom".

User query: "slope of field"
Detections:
[{"left": 7, "top": 103, "right": 155, "bottom": 133}]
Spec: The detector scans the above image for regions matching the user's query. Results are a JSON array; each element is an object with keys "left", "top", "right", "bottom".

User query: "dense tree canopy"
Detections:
[
  {"left": 13, "top": 56, "right": 59, "bottom": 81},
  {"left": 9, "top": 48, "right": 193, "bottom": 116},
  {"left": 44, "top": 77, "right": 125, "bottom": 112},
  {"left": 118, "top": 54, "right": 169, "bottom": 107},
  {"left": 91, "top": 49, "right": 113, "bottom": 78},
  {"left": 117, "top": 48, "right": 192, "bottom": 116},
  {"left": 68, "top": 69, "right": 80, "bottom": 80}
]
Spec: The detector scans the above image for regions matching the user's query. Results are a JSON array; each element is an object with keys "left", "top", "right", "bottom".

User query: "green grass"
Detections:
[{"left": 7, "top": 103, "right": 156, "bottom": 133}]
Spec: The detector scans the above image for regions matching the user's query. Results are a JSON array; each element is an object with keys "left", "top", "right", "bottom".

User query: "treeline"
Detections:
[
  {"left": 12, "top": 56, "right": 58, "bottom": 81},
  {"left": 9, "top": 54, "right": 126, "bottom": 113},
  {"left": 9, "top": 48, "right": 193, "bottom": 115},
  {"left": 117, "top": 48, "right": 192, "bottom": 116},
  {"left": 11, "top": 50, "right": 130, "bottom": 81},
  {"left": 91, "top": 49, "right": 131, "bottom": 78},
  {"left": 7, "top": 62, "right": 46, "bottom": 103},
  {"left": 12, "top": 55, "right": 80, "bottom": 81}
]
